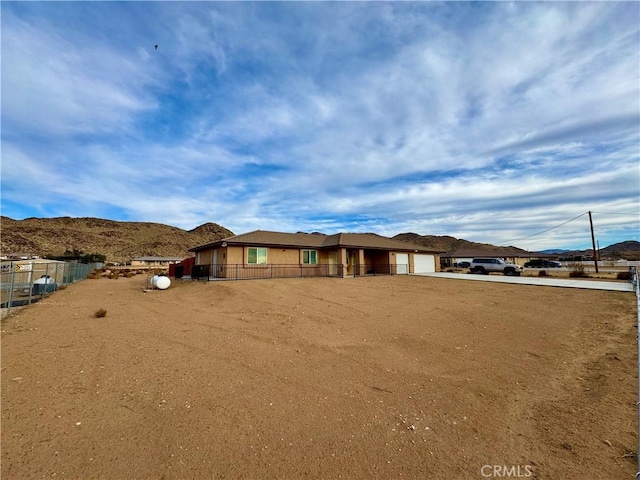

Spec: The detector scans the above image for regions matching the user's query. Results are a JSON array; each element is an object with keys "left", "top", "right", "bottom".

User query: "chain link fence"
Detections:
[{"left": 1, "top": 261, "right": 102, "bottom": 318}]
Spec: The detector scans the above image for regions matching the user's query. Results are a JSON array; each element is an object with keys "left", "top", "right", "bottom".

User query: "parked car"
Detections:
[
  {"left": 455, "top": 261, "right": 471, "bottom": 268},
  {"left": 470, "top": 258, "right": 523, "bottom": 276},
  {"left": 524, "top": 259, "right": 562, "bottom": 268}
]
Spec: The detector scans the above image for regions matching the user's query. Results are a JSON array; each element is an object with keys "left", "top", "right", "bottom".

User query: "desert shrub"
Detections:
[
  {"left": 87, "top": 269, "right": 102, "bottom": 279},
  {"left": 569, "top": 270, "right": 588, "bottom": 278},
  {"left": 538, "top": 270, "right": 548, "bottom": 277},
  {"left": 617, "top": 271, "right": 632, "bottom": 280},
  {"left": 94, "top": 308, "right": 107, "bottom": 318},
  {"left": 109, "top": 272, "right": 119, "bottom": 279},
  {"left": 125, "top": 272, "right": 136, "bottom": 278},
  {"left": 568, "top": 262, "right": 588, "bottom": 278}
]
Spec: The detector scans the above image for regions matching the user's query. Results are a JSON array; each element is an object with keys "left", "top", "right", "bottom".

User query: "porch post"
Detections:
[
  {"left": 358, "top": 249, "right": 365, "bottom": 276},
  {"left": 338, "top": 248, "right": 347, "bottom": 277}
]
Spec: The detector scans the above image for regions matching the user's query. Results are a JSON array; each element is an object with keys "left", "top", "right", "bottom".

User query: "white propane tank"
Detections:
[
  {"left": 155, "top": 276, "right": 171, "bottom": 290},
  {"left": 151, "top": 275, "right": 160, "bottom": 287}
]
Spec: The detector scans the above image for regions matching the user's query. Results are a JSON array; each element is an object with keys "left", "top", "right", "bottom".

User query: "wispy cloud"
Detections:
[{"left": 2, "top": 2, "right": 638, "bottom": 249}]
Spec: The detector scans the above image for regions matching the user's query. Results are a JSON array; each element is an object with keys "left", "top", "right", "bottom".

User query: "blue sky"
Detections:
[{"left": 2, "top": 2, "right": 639, "bottom": 250}]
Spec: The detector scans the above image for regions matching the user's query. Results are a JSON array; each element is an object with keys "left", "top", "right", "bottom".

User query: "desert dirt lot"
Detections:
[{"left": 2, "top": 275, "right": 637, "bottom": 479}]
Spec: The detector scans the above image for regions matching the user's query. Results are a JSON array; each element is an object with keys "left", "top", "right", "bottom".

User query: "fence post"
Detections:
[
  {"left": 632, "top": 266, "right": 640, "bottom": 479},
  {"left": 27, "top": 262, "right": 34, "bottom": 306},
  {"left": 6, "top": 262, "right": 15, "bottom": 316},
  {"left": 235, "top": 264, "right": 238, "bottom": 281}
]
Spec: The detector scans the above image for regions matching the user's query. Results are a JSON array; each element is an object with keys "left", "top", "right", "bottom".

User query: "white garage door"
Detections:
[
  {"left": 396, "top": 253, "right": 409, "bottom": 274},
  {"left": 413, "top": 254, "right": 435, "bottom": 273}
]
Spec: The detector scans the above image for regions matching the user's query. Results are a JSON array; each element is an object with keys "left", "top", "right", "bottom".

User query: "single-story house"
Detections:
[
  {"left": 440, "top": 249, "right": 560, "bottom": 268},
  {"left": 130, "top": 256, "right": 184, "bottom": 268},
  {"left": 188, "top": 230, "right": 442, "bottom": 280}
]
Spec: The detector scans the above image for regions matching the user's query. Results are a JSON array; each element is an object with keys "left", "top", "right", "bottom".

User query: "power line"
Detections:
[{"left": 500, "top": 212, "right": 588, "bottom": 245}]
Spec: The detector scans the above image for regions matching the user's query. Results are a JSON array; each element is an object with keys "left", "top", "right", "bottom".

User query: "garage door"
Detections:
[{"left": 413, "top": 254, "right": 435, "bottom": 273}]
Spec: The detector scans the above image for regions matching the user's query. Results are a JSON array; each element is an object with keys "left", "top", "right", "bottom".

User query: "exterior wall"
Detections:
[
  {"left": 260, "top": 247, "right": 299, "bottom": 264},
  {"left": 226, "top": 246, "right": 244, "bottom": 265},
  {"left": 196, "top": 250, "right": 213, "bottom": 266},
  {"left": 317, "top": 250, "right": 336, "bottom": 263}
]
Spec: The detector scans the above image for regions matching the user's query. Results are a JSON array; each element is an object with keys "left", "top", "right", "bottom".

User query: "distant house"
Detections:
[
  {"left": 0, "top": 253, "right": 40, "bottom": 261},
  {"left": 440, "top": 249, "right": 558, "bottom": 268},
  {"left": 130, "top": 256, "right": 184, "bottom": 268},
  {"left": 188, "top": 230, "right": 442, "bottom": 280}
]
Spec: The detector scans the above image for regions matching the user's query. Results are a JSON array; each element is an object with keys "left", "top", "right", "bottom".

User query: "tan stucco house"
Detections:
[{"left": 188, "top": 230, "right": 442, "bottom": 280}]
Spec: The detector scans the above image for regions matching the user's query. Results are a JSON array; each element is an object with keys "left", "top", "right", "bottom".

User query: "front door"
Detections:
[
  {"left": 396, "top": 253, "right": 409, "bottom": 274},
  {"left": 328, "top": 252, "right": 338, "bottom": 276}
]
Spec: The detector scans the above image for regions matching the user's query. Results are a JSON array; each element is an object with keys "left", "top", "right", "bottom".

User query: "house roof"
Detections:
[{"left": 189, "top": 230, "right": 443, "bottom": 253}]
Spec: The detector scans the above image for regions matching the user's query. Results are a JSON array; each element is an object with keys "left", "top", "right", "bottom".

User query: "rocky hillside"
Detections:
[
  {"left": 392, "top": 232, "right": 529, "bottom": 254},
  {"left": 1, "top": 217, "right": 233, "bottom": 263},
  {"left": 559, "top": 240, "right": 640, "bottom": 261}
]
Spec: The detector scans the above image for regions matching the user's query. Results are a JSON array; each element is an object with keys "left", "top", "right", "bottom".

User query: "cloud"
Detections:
[{"left": 1, "top": 2, "right": 638, "bottom": 250}]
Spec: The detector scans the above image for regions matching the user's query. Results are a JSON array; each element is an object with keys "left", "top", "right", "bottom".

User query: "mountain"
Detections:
[
  {"left": 533, "top": 241, "right": 640, "bottom": 261},
  {"left": 3, "top": 217, "right": 637, "bottom": 263},
  {"left": 601, "top": 240, "right": 640, "bottom": 257},
  {"left": 0, "top": 217, "right": 233, "bottom": 263},
  {"left": 392, "top": 232, "right": 529, "bottom": 255}
]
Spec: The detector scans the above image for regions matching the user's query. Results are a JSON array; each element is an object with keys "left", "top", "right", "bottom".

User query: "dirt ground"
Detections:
[{"left": 1, "top": 275, "right": 637, "bottom": 480}]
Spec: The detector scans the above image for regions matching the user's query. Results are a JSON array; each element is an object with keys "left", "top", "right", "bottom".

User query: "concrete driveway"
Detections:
[{"left": 415, "top": 272, "right": 635, "bottom": 292}]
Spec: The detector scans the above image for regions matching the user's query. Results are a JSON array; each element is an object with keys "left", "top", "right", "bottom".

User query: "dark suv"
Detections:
[{"left": 524, "top": 259, "right": 562, "bottom": 268}]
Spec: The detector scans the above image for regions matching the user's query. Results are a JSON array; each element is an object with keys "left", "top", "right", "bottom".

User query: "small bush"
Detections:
[
  {"left": 94, "top": 308, "right": 107, "bottom": 318},
  {"left": 569, "top": 270, "right": 588, "bottom": 278},
  {"left": 87, "top": 269, "right": 102, "bottom": 279},
  {"left": 568, "top": 262, "right": 588, "bottom": 278},
  {"left": 617, "top": 271, "right": 632, "bottom": 280},
  {"left": 538, "top": 270, "right": 548, "bottom": 277}
]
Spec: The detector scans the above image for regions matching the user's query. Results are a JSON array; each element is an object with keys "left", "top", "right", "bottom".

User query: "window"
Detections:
[
  {"left": 247, "top": 247, "right": 267, "bottom": 264},
  {"left": 302, "top": 250, "right": 317, "bottom": 264}
]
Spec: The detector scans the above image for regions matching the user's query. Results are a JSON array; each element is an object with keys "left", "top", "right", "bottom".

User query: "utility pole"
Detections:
[{"left": 588, "top": 210, "right": 599, "bottom": 273}]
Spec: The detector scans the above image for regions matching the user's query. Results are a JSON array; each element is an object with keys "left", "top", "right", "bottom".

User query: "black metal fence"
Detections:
[
  {"left": 1, "top": 261, "right": 102, "bottom": 317},
  {"left": 353, "top": 264, "right": 403, "bottom": 276},
  {"left": 189, "top": 263, "right": 408, "bottom": 281}
]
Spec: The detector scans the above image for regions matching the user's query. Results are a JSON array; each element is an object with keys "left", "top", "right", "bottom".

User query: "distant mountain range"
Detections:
[
  {"left": 1, "top": 216, "right": 638, "bottom": 262},
  {"left": 553, "top": 241, "right": 640, "bottom": 261},
  {"left": 394, "top": 233, "right": 640, "bottom": 260}
]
